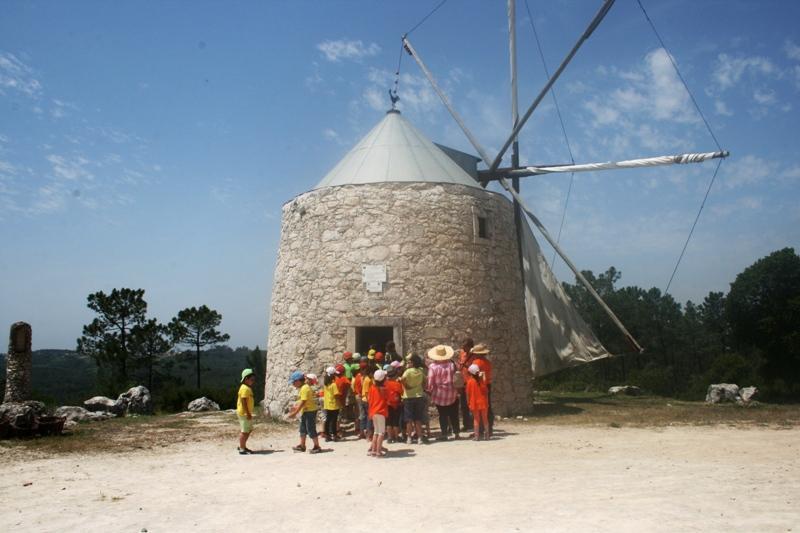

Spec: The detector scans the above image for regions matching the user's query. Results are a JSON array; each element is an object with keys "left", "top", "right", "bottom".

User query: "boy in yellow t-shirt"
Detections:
[
  {"left": 287, "top": 371, "right": 322, "bottom": 454},
  {"left": 237, "top": 369, "right": 256, "bottom": 455}
]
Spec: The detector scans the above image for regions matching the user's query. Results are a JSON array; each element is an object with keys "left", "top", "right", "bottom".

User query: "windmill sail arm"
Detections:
[
  {"left": 480, "top": 150, "right": 730, "bottom": 180},
  {"left": 521, "top": 150, "right": 729, "bottom": 175}
]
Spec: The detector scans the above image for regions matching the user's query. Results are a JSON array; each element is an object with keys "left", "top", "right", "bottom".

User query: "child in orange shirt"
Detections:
[
  {"left": 466, "top": 364, "right": 490, "bottom": 441},
  {"left": 384, "top": 366, "right": 404, "bottom": 443},
  {"left": 367, "top": 369, "right": 389, "bottom": 457},
  {"left": 334, "top": 364, "right": 350, "bottom": 439}
]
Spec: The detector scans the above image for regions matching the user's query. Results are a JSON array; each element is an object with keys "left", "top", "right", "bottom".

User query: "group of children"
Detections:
[{"left": 235, "top": 341, "right": 493, "bottom": 457}]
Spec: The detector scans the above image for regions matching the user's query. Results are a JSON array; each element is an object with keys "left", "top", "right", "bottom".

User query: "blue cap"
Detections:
[{"left": 289, "top": 370, "right": 305, "bottom": 384}]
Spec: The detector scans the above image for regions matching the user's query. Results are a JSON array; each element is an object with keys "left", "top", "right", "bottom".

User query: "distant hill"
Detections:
[{"left": 0, "top": 346, "right": 265, "bottom": 406}]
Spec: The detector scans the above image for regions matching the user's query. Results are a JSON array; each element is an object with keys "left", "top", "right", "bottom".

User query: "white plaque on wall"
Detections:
[
  {"left": 366, "top": 281, "right": 383, "bottom": 293},
  {"left": 362, "top": 264, "right": 386, "bottom": 283}
]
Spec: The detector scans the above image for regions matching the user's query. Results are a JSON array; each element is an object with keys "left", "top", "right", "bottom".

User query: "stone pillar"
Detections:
[{"left": 4, "top": 322, "right": 32, "bottom": 403}]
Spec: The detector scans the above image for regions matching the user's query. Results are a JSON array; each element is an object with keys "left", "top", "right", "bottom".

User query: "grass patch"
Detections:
[
  {"left": 0, "top": 410, "right": 288, "bottom": 460},
  {"left": 524, "top": 392, "right": 800, "bottom": 428}
]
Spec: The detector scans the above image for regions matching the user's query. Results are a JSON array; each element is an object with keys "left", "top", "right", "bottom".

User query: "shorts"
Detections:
[
  {"left": 238, "top": 415, "right": 253, "bottom": 433},
  {"left": 403, "top": 396, "right": 426, "bottom": 422},
  {"left": 372, "top": 414, "right": 386, "bottom": 434},
  {"left": 299, "top": 411, "right": 318, "bottom": 438},
  {"left": 387, "top": 405, "right": 401, "bottom": 427}
]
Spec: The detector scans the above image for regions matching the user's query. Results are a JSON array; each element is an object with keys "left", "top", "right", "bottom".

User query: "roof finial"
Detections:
[{"left": 389, "top": 87, "right": 400, "bottom": 111}]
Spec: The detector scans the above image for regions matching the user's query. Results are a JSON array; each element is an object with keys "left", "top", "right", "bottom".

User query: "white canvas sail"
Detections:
[{"left": 520, "top": 216, "right": 612, "bottom": 376}]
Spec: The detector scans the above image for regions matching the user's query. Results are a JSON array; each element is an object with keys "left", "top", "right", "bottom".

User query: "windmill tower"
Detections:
[
  {"left": 264, "top": 0, "right": 727, "bottom": 416},
  {"left": 264, "top": 109, "right": 537, "bottom": 416}
]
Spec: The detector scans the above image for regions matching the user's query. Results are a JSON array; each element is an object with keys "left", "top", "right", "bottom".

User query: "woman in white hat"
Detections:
[{"left": 426, "top": 344, "right": 460, "bottom": 440}]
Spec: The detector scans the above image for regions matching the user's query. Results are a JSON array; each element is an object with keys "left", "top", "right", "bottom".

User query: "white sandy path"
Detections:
[{"left": 1, "top": 424, "right": 798, "bottom": 533}]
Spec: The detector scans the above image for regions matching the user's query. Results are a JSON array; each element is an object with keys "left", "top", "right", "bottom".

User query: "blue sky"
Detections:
[{"left": 1, "top": 0, "right": 798, "bottom": 350}]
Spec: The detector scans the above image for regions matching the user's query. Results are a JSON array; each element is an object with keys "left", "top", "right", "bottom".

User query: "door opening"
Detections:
[{"left": 356, "top": 326, "right": 394, "bottom": 355}]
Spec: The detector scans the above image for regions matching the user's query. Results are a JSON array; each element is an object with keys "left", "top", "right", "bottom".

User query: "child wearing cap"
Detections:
[
  {"left": 287, "top": 371, "right": 322, "bottom": 454},
  {"left": 466, "top": 364, "right": 490, "bottom": 441},
  {"left": 322, "top": 367, "right": 341, "bottom": 442},
  {"left": 237, "top": 368, "right": 256, "bottom": 455},
  {"left": 368, "top": 369, "right": 389, "bottom": 457}
]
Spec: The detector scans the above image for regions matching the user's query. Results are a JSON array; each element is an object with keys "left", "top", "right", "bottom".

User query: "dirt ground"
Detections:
[{"left": 1, "top": 404, "right": 798, "bottom": 533}]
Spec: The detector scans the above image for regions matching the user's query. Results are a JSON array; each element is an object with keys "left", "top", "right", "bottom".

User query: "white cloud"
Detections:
[
  {"left": 0, "top": 51, "right": 42, "bottom": 97},
  {"left": 710, "top": 195, "right": 763, "bottom": 217},
  {"left": 317, "top": 39, "right": 381, "bottom": 62},
  {"left": 722, "top": 154, "right": 775, "bottom": 188},
  {"left": 583, "top": 49, "right": 696, "bottom": 127},
  {"left": 779, "top": 165, "right": 800, "bottom": 181},
  {"left": 363, "top": 68, "right": 442, "bottom": 116},
  {"left": 584, "top": 99, "right": 621, "bottom": 126},
  {"left": 363, "top": 86, "right": 385, "bottom": 111},
  {"left": 712, "top": 53, "right": 777, "bottom": 90},
  {"left": 714, "top": 100, "right": 733, "bottom": 116},
  {"left": 784, "top": 40, "right": 800, "bottom": 61},
  {"left": 322, "top": 128, "right": 346, "bottom": 146},
  {"left": 753, "top": 88, "right": 777, "bottom": 105},
  {"left": 46, "top": 154, "right": 93, "bottom": 181}
]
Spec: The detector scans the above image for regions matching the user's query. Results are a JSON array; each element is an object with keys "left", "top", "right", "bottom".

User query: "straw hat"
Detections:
[
  {"left": 471, "top": 343, "right": 490, "bottom": 355},
  {"left": 427, "top": 344, "right": 455, "bottom": 361}
]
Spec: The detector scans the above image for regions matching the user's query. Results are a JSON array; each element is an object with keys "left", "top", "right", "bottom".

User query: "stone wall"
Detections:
[
  {"left": 264, "top": 182, "right": 532, "bottom": 416},
  {"left": 4, "top": 322, "right": 32, "bottom": 403}
]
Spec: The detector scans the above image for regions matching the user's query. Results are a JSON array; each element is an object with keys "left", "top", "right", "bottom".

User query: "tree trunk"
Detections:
[{"left": 196, "top": 344, "right": 201, "bottom": 389}]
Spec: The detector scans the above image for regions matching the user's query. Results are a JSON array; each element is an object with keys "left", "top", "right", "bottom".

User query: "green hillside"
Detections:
[{"left": 0, "top": 346, "right": 266, "bottom": 409}]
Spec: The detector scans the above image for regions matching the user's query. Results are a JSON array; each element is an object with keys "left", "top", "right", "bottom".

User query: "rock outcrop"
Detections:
[
  {"left": 84, "top": 396, "right": 126, "bottom": 416},
  {"left": 54, "top": 406, "right": 114, "bottom": 423},
  {"left": 608, "top": 385, "right": 642, "bottom": 396},
  {"left": 705, "top": 384, "right": 759, "bottom": 405},
  {"left": 187, "top": 397, "right": 220, "bottom": 412},
  {"left": 118, "top": 386, "right": 153, "bottom": 415},
  {"left": 0, "top": 401, "right": 47, "bottom": 426}
]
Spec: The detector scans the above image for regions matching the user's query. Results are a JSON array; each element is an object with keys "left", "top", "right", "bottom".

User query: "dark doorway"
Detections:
[{"left": 356, "top": 326, "right": 394, "bottom": 355}]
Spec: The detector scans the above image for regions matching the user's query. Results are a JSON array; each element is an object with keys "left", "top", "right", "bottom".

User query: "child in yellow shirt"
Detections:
[
  {"left": 237, "top": 368, "right": 256, "bottom": 455},
  {"left": 322, "top": 366, "right": 341, "bottom": 442},
  {"left": 287, "top": 371, "right": 322, "bottom": 454}
]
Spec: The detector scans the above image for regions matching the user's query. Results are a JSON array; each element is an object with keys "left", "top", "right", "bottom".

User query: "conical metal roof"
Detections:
[{"left": 313, "top": 110, "right": 480, "bottom": 190}]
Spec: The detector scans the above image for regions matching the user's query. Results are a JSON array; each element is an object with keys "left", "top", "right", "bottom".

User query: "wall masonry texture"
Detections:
[{"left": 265, "top": 182, "right": 533, "bottom": 416}]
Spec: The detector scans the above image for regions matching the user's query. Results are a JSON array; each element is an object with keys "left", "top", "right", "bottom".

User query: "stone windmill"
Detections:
[{"left": 264, "top": 0, "right": 728, "bottom": 416}]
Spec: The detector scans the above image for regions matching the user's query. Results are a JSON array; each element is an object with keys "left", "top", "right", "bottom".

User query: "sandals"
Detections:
[
  {"left": 237, "top": 447, "right": 253, "bottom": 455},
  {"left": 292, "top": 445, "right": 306, "bottom": 453},
  {"left": 309, "top": 446, "right": 323, "bottom": 454}
]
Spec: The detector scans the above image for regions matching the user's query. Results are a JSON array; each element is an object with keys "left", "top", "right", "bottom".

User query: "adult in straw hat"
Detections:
[
  {"left": 470, "top": 343, "right": 494, "bottom": 433},
  {"left": 426, "top": 344, "right": 460, "bottom": 440}
]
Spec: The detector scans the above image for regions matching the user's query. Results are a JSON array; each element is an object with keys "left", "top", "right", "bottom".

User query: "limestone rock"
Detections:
[
  {"left": 187, "top": 397, "right": 220, "bottom": 412},
  {"left": 0, "top": 401, "right": 47, "bottom": 426},
  {"left": 84, "top": 396, "right": 126, "bottom": 416},
  {"left": 118, "top": 386, "right": 153, "bottom": 415},
  {"left": 608, "top": 385, "right": 642, "bottom": 396},
  {"left": 705, "top": 383, "right": 740, "bottom": 404},
  {"left": 739, "top": 386, "right": 759, "bottom": 404},
  {"left": 54, "top": 406, "right": 114, "bottom": 423}
]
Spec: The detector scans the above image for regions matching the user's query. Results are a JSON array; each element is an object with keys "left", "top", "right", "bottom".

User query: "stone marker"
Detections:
[{"left": 4, "top": 322, "right": 32, "bottom": 403}]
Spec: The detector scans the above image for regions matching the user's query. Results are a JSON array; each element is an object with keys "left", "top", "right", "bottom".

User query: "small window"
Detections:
[{"left": 477, "top": 216, "right": 488, "bottom": 239}]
